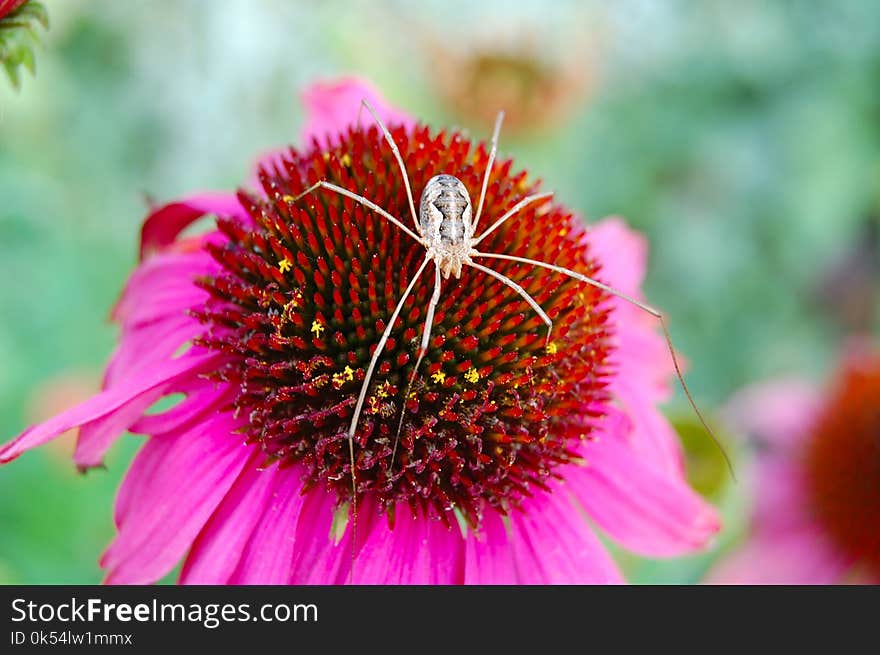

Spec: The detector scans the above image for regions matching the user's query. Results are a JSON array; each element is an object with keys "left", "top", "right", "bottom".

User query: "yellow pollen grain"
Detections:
[
  {"left": 431, "top": 371, "right": 446, "bottom": 384},
  {"left": 343, "top": 366, "right": 355, "bottom": 381},
  {"left": 310, "top": 319, "right": 325, "bottom": 337},
  {"left": 464, "top": 367, "right": 480, "bottom": 384},
  {"left": 340, "top": 153, "right": 352, "bottom": 167},
  {"left": 377, "top": 381, "right": 391, "bottom": 398},
  {"left": 322, "top": 152, "right": 330, "bottom": 161},
  {"left": 558, "top": 229, "right": 568, "bottom": 237},
  {"left": 282, "top": 194, "right": 295, "bottom": 204},
  {"left": 332, "top": 372, "right": 345, "bottom": 388},
  {"left": 278, "top": 258, "right": 292, "bottom": 274}
]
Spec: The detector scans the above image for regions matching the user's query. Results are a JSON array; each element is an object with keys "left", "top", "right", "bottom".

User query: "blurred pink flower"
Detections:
[
  {"left": 1, "top": 77, "right": 718, "bottom": 584},
  {"left": 708, "top": 341, "right": 880, "bottom": 584}
]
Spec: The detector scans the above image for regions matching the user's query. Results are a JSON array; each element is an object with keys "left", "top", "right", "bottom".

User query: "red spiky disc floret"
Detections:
[
  {"left": 804, "top": 355, "right": 880, "bottom": 574},
  {"left": 193, "top": 123, "right": 613, "bottom": 525}
]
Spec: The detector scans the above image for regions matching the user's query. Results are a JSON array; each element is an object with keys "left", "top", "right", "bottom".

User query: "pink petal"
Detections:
[
  {"left": 129, "top": 383, "right": 232, "bottom": 437},
  {"left": 103, "top": 313, "right": 203, "bottom": 389},
  {"left": 724, "top": 378, "right": 822, "bottom": 451},
  {"left": 566, "top": 433, "right": 721, "bottom": 557},
  {"left": 180, "top": 457, "right": 280, "bottom": 584},
  {"left": 299, "top": 76, "right": 414, "bottom": 147},
  {"left": 102, "top": 412, "right": 253, "bottom": 584},
  {"left": 582, "top": 216, "right": 648, "bottom": 305},
  {"left": 508, "top": 486, "right": 623, "bottom": 584},
  {"left": 464, "top": 509, "right": 519, "bottom": 584},
  {"left": 139, "top": 193, "right": 248, "bottom": 260},
  {"left": 349, "top": 506, "right": 466, "bottom": 584},
  {"left": 111, "top": 250, "right": 216, "bottom": 328},
  {"left": 290, "top": 489, "right": 355, "bottom": 585},
  {"left": 103, "top": 249, "right": 216, "bottom": 389},
  {"left": 705, "top": 526, "right": 852, "bottom": 585},
  {"left": 72, "top": 351, "right": 221, "bottom": 469},
  {"left": 586, "top": 216, "right": 686, "bottom": 475},
  {"left": 612, "top": 323, "right": 673, "bottom": 402},
  {"left": 609, "top": 377, "right": 684, "bottom": 477},
  {"left": 227, "top": 464, "right": 307, "bottom": 584},
  {"left": 0, "top": 351, "right": 219, "bottom": 466}
]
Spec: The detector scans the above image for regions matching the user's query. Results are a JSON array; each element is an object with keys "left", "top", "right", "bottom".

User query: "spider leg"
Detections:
[
  {"left": 472, "top": 251, "right": 735, "bottom": 478},
  {"left": 341, "top": 254, "right": 431, "bottom": 583},
  {"left": 348, "top": 254, "right": 432, "bottom": 467},
  {"left": 471, "top": 111, "right": 505, "bottom": 235},
  {"left": 469, "top": 261, "right": 553, "bottom": 347},
  {"left": 392, "top": 261, "right": 443, "bottom": 469},
  {"left": 361, "top": 98, "right": 420, "bottom": 230},
  {"left": 290, "top": 180, "right": 423, "bottom": 244},
  {"left": 471, "top": 192, "right": 554, "bottom": 247}
]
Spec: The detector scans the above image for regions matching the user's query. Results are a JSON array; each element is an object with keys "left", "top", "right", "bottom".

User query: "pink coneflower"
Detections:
[
  {"left": 708, "top": 341, "right": 880, "bottom": 584},
  {"left": 1, "top": 77, "right": 719, "bottom": 584}
]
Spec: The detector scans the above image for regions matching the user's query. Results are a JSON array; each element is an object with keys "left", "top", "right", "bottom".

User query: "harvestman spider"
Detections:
[{"left": 292, "top": 100, "right": 732, "bottom": 535}]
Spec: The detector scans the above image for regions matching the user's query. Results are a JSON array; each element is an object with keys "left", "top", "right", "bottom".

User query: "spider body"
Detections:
[{"left": 419, "top": 174, "right": 474, "bottom": 278}]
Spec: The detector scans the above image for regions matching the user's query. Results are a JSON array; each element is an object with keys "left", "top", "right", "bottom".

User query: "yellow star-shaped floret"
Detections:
[
  {"left": 546, "top": 341, "right": 558, "bottom": 355},
  {"left": 278, "top": 258, "right": 292, "bottom": 274},
  {"left": 310, "top": 319, "right": 324, "bottom": 337},
  {"left": 431, "top": 370, "right": 446, "bottom": 384},
  {"left": 367, "top": 396, "right": 380, "bottom": 414},
  {"left": 464, "top": 367, "right": 480, "bottom": 384}
]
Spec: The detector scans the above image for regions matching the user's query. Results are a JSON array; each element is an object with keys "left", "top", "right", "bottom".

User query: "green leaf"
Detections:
[
  {"left": 19, "top": 40, "right": 34, "bottom": 73},
  {"left": 0, "top": 0, "right": 48, "bottom": 90},
  {"left": 15, "top": 2, "right": 49, "bottom": 30},
  {"left": 3, "top": 57, "right": 21, "bottom": 89}
]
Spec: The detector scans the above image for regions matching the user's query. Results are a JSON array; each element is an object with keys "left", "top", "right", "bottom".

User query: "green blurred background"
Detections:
[{"left": 1, "top": 0, "right": 878, "bottom": 584}]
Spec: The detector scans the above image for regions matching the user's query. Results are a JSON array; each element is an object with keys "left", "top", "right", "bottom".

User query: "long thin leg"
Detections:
[
  {"left": 348, "top": 255, "right": 432, "bottom": 444},
  {"left": 392, "top": 261, "right": 443, "bottom": 467},
  {"left": 471, "top": 192, "right": 554, "bottom": 246},
  {"left": 472, "top": 251, "right": 735, "bottom": 478},
  {"left": 356, "top": 101, "right": 364, "bottom": 131},
  {"left": 343, "top": 255, "right": 431, "bottom": 582},
  {"left": 291, "top": 180, "right": 423, "bottom": 244},
  {"left": 361, "top": 99, "right": 419, "bottom": 231},
  {"left": 474, "top": 252, "right": 657, "bottom": 316},
  {"left": 469, "top": 261, "right": 553, "bottom": 347},
  {"left": 472, "top": 111, "right": 505, "bottom": 235}
]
